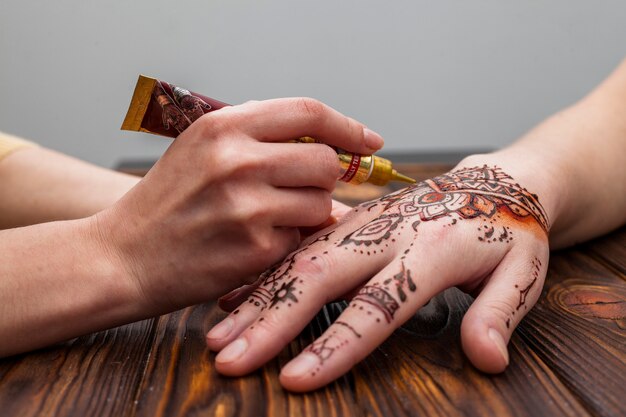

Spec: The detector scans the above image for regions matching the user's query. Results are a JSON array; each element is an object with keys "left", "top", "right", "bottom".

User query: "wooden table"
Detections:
[{"left": 1, "top": 162, "right": 624, "bottom": 417}]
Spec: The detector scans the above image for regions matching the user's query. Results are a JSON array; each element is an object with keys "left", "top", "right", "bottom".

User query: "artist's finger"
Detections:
[
  {"left": 270, "top": 187, "right": 333, "bottom": 227},
  {"left": 260, "top": 142, "right": 341, "bottom": 190},
  {"left": 330, "top": 199, "right": 353, "bottom": 220},
  {"left": 461, "top": 247, "right": 548, "bottom": 373},
  {"left": 277, "top": 255, "right": 455, "bottom": 392},
  {"left": 298, "top": 200, "right": 354, "bottom": 239},
  {"left": 226, "top": 98, "right": 385, "bottom": 153}
]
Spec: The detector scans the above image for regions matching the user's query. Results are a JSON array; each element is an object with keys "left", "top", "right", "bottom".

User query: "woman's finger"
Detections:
[
  {"left": 207, "top": 225, "right": 394, "bottom": 373},
  {"left": 205, "top": 203, "right": 388, "bottom": 351},
  {"left": 218, "top": 282, "right": 261, "bottom": 312},
  {"left": 461, "top": 245, "right": 549, "bottom": 373},
  {"left": 277, "top": 252, "right": 457, "bottom": 392}
]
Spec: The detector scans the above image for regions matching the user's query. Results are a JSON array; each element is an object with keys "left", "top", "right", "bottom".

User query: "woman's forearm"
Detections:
[
  {"left": 464, "top": 59, "right": 626, "bottom": 249},
  {"left": 0, "top": 147, "right": 140, "bottom": 229}
]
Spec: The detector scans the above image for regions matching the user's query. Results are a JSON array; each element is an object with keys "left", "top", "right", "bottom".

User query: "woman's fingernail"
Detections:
[
  {"left": 207, "top": 317, "right": 234, "bottom": 340},
  {"left": 281, "top": 353, "right": 319, "bottom": 378},
  {"left": 219, "top": 290, "right": 241, "bottom": 303},
  {"left": 488, "top": 328, "right": 509, "bottom": 366},
  {"left": 363, "top": 128, "right": 384, "bottom": 150},
  {"left": 216, "top": 338, "right": 248, "bottom": 363}
]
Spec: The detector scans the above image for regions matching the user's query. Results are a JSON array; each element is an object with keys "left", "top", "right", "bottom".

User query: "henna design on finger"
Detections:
[
  {"left": 384, "top": 262, "right": 417, "bottom": 302},
  {"left": 515, "top": 257, "right": 541, "bottom": 311},
  {"left": 515, "top": 278, "right": 537, "bottom": 311},
  {"left": 307, "top": 337, "right": 338, "bottom": 366},
  {"left": 353, "top": 285, "right": 400, "bottom": 323},
  {"left": 506, "top": 256, "right": 543, "bottom": 329},
  {"left": 334, "top": 321, "right": 362, "bottom": 338},
  {"left": 244, "top": 231, "right": 337, "bottom": 310},
  {"left": 352, "top": 262, "right": 417, "bottom": 323},
  {"left": 303, "top": 325, "right": 356, "bottom": 375},
  {"left": 248, "top": 287, "right": 272, "bottom": 308},
  {"left": 269, "top": 277, "right": 299, "bottom": 309}
]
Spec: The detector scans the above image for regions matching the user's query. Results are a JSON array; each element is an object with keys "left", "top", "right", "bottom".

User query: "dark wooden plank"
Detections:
[
  {"left": 132, "top": 304, "right": 359, "bottom": 417},
  {"left": 0, "top": 319, "right": 156, "bottom": 417},
  {"left": 130, "top": 291, "right": 591, "bottom": 417},
  {"left": 581, "top": 227, "right": 626, "bottom": 277},
  {"left": 334, "top": 290, "right": 590, "bottom": 417},
  {"left": 516, "top": 238, "right": 626, "bottom": 417}
]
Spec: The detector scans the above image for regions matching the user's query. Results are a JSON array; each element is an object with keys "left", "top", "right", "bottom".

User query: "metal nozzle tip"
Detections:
[{"left": 393, "top": 171, "right": 417, "bottom": 184}]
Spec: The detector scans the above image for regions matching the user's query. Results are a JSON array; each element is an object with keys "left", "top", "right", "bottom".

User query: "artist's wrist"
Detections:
[{"left": 82, "top": 212, "right": 156, "bottom": 318}]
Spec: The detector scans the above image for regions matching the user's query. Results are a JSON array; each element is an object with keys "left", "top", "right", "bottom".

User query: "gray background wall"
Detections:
[{"left": 1, "top": 0, "right": 625, "bottom": 168}]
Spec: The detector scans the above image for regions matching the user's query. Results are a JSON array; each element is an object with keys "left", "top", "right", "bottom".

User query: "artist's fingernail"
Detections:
[
  {"left": 488, "top": 328, "right": 509, "bottom": 366},
  {"left": 207, "top": 317, "right": 234, "bottom": 340},
  {"left": 363, "top": 128, "right": 384, "bottom": 150},
  {"left": 281, "top": 353, "right": 319, "bottom": 378},
  {"left": 216, "top": 338, "right": 248, "bottom": 363}
]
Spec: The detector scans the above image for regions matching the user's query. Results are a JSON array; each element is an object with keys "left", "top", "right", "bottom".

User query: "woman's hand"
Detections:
[
  {"left": 206, "top": 162, "right": 552, "bottom": 392},
  {"left": 96, "top": 98, "right": 384, "bottom": 313}
]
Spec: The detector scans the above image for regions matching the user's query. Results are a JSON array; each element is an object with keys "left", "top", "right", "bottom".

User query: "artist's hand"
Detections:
[
  {"left": 206, "top": 161, "right": 552, "bottom": 392},
  {"left": 95, "top": 98, "right": 384, "bottom": 312},
  {"left": 219, "top": 198, "right": 353, "bottom": 312}
]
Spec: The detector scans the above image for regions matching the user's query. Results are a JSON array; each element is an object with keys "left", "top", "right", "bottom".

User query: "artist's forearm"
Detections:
[
  {"left": 0, "top": 217, "right": 147, "bottom": 357},
  {"left": 0, "top": 147, "right": 140, "bottom": 229}
]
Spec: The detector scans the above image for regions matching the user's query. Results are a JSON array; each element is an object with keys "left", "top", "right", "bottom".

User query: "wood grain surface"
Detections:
[{"left": 0, "top": 163, "right": 624, "bottom": 417}]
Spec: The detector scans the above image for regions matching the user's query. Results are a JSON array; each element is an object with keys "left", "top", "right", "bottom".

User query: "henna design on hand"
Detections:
[
  {"left": 245, "top": 165, "right": 547, "bottom": 318},
  {"left": 339, "top": 215, "right": 402, "bottom": 247},
  {"left": 246, "top": 231, "right": 337, "bottom": 310},
  {"left": 341, "top": 165, "right": 548, "bottom": 248},
  {"left": 238, "top": 166, "right": 547, "bottom": 366}
]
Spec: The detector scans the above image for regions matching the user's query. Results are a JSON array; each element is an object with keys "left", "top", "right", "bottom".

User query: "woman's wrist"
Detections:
[{"left": 454, "top": 152, "right": 566, "bottom": 236}]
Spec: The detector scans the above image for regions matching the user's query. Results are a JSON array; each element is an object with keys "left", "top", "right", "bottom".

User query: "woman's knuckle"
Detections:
[{"left": 292, "top": 252, "right": 331, "bottom": 281}]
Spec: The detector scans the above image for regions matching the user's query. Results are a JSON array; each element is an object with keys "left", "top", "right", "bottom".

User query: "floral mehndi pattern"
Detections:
[
  {"left": 238, "top": 165, "right": 548, "bottom": 369},
  {"left": 340, "top": 165, "right": 548, "bottom": 248}
]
